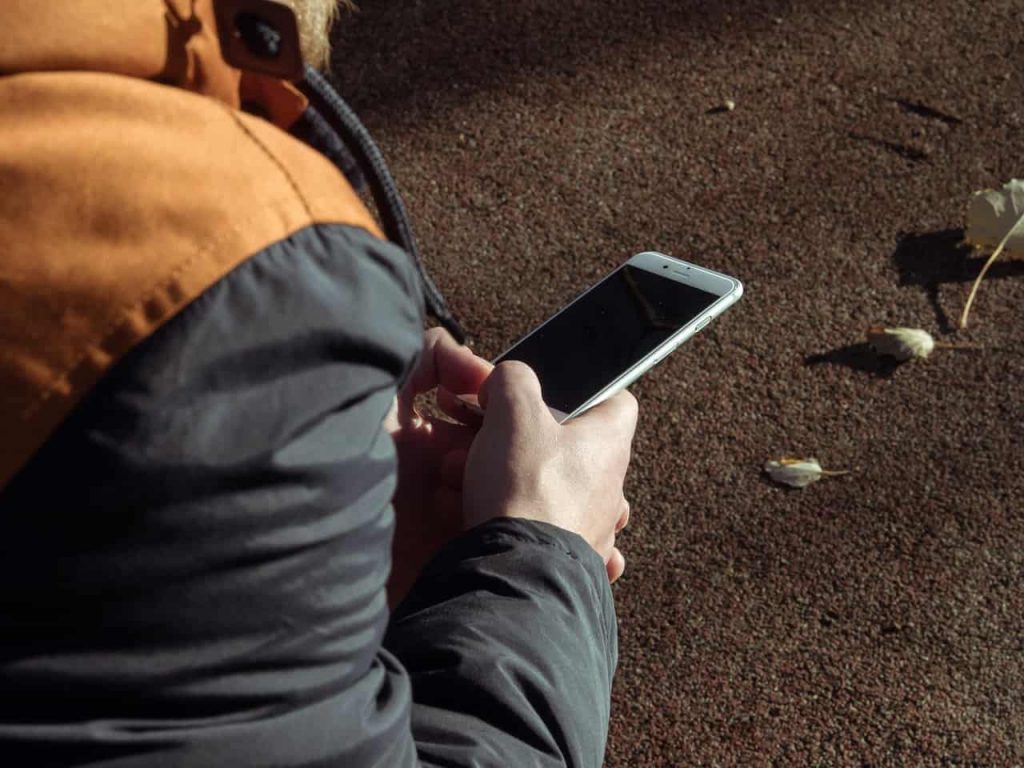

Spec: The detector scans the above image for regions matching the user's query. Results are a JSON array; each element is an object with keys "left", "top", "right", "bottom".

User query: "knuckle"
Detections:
[
  {"left": 487, "top": 361, "right": 544, "bottom": 413},
  {"left": 496, "top": 359, "right": 532, "bottom": 376},
  {"left": 494, "top": 360, "right": 538, "bottom": 388},
  {"left": 616, "top": 390, "right": 639, "bottom": 423},
  {"left": 609, "top": 442, "right": 633, "bottom": 476},
  {"left": 424, "top": 326, "right": 448, "bottom": 346}
]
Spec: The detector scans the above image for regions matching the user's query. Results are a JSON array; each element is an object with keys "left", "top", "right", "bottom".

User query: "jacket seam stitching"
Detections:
[
  {"left": 18, "top": 202, "right": 360, "bottom": 421},
  {"left": 223, "top": 105, "right": 315, "bottom": 221}
]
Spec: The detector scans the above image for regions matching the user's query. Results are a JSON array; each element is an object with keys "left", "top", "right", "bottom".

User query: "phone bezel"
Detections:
[{"left": 494, "top": 251, "right": 743, "bottom": 422}]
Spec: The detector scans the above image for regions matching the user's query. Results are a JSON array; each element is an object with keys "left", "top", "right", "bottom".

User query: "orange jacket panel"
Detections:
[{"left": 0, "top": 0, "right": 382, "bottom": 489}]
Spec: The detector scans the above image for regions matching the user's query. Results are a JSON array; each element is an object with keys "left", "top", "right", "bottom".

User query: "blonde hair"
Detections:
[{"left": 289, "top": 1, "right": 352, "bottom": 69}]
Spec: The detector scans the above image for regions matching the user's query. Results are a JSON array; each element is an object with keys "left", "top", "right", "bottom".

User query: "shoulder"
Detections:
[{"left": 0, "top": 72, "right": 416, "bottom": 488}]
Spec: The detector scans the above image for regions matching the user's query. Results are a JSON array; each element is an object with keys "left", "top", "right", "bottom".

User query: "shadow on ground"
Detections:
[
  {"left": 330, "top": 0, "right": 874, "bottom": 114},
  {"left": 804, "top": 343, "right": 902, "bottom": 378},
  {"left": 892, "top": 228, "right": 1024, "bottom": 332}
]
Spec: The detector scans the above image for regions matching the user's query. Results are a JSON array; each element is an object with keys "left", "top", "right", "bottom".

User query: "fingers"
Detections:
[
  {"left": 431, "top": 487, "right": 465, "bottom": 536},
  {"left": 568, "top": 392, "right": 638, "bottom": 486},
  {"left": 598, "top": 499, "right": 629, "bottom": 583},
  {"left": 440, "top": 448, "right": 469, "bottom": 490},
  {"left": 615, "top": 499, "right": 630, "bottom": 533},
  {"left": 437, "top": 386, "right": 484, "bottom": 428},
  {"left": 399, "top": 329, "right": 492, "bottom": 428},
  {"left": 609, "top": 501, "right": 629, "bottom": 582},
  {"left": 606, "top": 547, "right": 626, "bottom": 583},
  {"left": 478, "top": 361, "right": 556, "bottom": 430},
  {"left": 410, "top": 328, "right": 492, "bottom": 400},
  {"left": 571, "top": 389, "right": 639, "bottom": 439}
]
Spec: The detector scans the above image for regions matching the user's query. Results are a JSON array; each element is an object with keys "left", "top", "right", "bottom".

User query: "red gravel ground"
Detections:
[{"left": 332, "top": 1, "right": 1024, "bottom": 764}]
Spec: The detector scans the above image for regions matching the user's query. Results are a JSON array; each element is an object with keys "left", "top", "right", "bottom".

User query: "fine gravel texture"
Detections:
[{"left": 332, "top": 1, "right": 1024, "bottom": 765}]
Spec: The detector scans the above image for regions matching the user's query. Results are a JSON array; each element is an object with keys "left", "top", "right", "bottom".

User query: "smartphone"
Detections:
[{"left": 478, "top": 251, "right": 742, "bottom": 422}]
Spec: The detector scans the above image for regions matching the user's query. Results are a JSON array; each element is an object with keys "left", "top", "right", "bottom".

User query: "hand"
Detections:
[
  {"left": 385, "top": 328, "right": 492, "bottom": 608},
  {"left": 463, "top": 362, "right": 637, "bottom": 583}
]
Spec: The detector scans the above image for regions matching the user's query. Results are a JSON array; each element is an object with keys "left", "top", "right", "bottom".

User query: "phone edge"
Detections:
[
  {"left": 562, "top": 252, "right": 742, "bottom": 420},
  {"left": 484, "top": 251, "right": 743, "bottom": 423}
]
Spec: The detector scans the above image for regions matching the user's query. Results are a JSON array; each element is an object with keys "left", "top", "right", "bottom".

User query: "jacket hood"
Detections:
[
  {"left": 0, "top": 0, "right": 307, "bottom": 124},
  {"left": 2, "top": 1, "right": 242, "bottom": 104}
]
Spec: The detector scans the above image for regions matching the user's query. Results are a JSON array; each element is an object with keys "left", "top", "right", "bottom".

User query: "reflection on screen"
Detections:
[{"left": 496, "top": 265, "right": 719, "bottom": 414}]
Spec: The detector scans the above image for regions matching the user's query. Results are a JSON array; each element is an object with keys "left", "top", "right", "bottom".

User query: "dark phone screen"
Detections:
[{"left": 496, "top": 265, "right": 720, "bottom": 414}]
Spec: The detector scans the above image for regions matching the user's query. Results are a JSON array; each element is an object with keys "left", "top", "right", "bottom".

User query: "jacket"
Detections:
[{"left": 0, "top": 2, "right": 618, "bottom": 766}]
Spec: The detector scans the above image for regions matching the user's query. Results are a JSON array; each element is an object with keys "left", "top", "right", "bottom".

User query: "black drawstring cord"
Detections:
[{"left": 298, "top": 66, "right": 467, "bottom": 345}]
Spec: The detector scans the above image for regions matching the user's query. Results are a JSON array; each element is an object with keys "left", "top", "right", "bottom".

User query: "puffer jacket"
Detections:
[{"left": 0, "top": 2, "right": 618, "bottom": 766}]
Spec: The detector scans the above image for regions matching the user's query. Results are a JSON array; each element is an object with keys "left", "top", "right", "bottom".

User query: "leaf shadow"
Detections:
[
  {"left": 804, "top": 342, "right": 902, "bottom": 379},
  {"left": 892, "top": 228, "right": 1024, "bottom": 333},
  {"left": 848, "top": 132, "right": 930, "bottom": 162},
  {"left": 757, "top": 472, "right": 806, "bottom": 492}
]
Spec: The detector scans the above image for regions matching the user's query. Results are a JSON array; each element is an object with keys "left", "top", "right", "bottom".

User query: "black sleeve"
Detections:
[
  {"left": 387, "top": 518, "right": 618, "bottom": 768},
  {"left": 0, "top": 225, "right": 427, "bottom": 768},
  {"left": 0, "top": 220, "right": 617, "bottom": 768}
]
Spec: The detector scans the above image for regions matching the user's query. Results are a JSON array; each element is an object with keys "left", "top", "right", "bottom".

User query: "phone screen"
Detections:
[{"left": 496, "top": 264, "right": 720, "bottom": 414}]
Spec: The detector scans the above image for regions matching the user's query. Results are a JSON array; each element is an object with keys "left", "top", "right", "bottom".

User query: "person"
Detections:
[{"left": 0, "top": 1, "right": 638, "bottom": 766}]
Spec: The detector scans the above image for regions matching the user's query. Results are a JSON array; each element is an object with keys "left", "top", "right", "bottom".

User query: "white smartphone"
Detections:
[{"left": 480, "top": 251, "right": 743, "bottom": 422}]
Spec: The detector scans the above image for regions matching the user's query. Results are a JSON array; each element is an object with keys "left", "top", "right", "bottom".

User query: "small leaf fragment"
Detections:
[
  {"left": 964, "top": 179, "right": 1024, "bottom": 254},
  {"left": 764, "top": 457, "right": 821, "bottom": 488},
  {"left": 866, "top": 326, "right": 935, "bottom": 362},
  {"left": 960, "top": 179, "right": 1024, "bottom": 328},
  {"left": 764, "top": 457, "right": 852, "bottom": 489}
]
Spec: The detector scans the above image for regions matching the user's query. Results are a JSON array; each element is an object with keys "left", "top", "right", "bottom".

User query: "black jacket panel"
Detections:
[
  {"left": 0, "top": 224, "right": 617, "bottom": 768},
  {"left": 0, "top": 225, "right": 423, "bottom": 767},
  {"left": 388, "top": 520, "right": 618, "bottom": 768}
]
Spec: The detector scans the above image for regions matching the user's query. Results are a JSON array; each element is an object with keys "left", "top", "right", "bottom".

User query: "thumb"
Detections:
[{"left": 478, "top": 361, "right": 553, "bottom": 430}]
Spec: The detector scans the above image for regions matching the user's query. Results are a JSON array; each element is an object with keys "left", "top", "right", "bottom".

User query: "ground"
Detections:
[{"left": 332, "top": 1, "right": 1024, "bottom": 764}]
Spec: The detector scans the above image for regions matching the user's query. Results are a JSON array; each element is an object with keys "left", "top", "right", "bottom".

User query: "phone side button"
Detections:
[
  {"left": 695, "top": 316, "right": 712, "bottom": 331},
  {"left": 651, "top": 348, "right": 671, "bottom": 366}
]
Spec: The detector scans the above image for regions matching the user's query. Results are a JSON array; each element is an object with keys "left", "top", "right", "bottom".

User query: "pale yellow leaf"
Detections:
[
  {"left": 866, "top": 326, "right": 935, "bottom": 362},
  {"left": 764, "top": 457, "right": 824, "bottom": 488},
  {"left": 965, "top": 179, "right": 1024, "bottom": 254},
  {"left": 764, "top": 457, "right": 852, "bottom": 489}
]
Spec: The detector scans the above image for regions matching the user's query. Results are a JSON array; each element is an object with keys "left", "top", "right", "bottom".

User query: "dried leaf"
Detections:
[
  {"left": 764, "top": 457, "right": 824, "bottom": 488},
  {"left": 964, "top": 179, "right": 1024, "bottom": 254},
  {"left": 960, "top": 179, "right": 1024, "bottom": 328},
  {"left": 764, "top": 457, "right": 855, "bottom": 489},
  {"left": 866, "top": 326, "right": 935, "bottom": 361}
]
